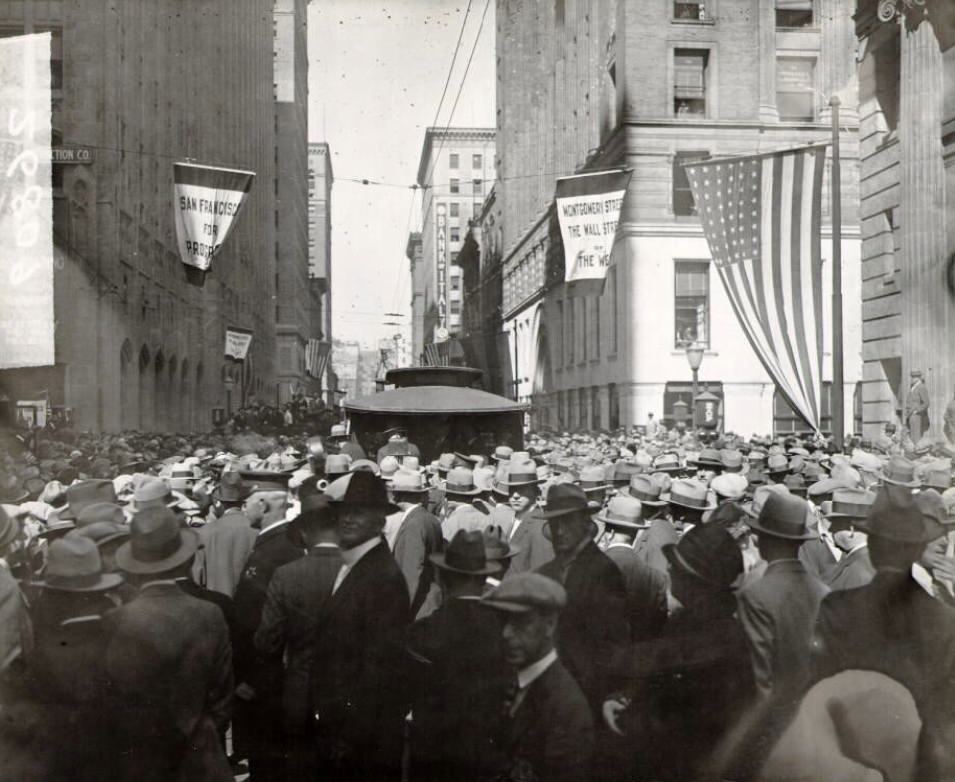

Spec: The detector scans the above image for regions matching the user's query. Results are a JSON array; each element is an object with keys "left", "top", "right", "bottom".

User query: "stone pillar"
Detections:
[
  {"left": 899, "top": 16, "right": 947, "bottom": 434},
  {"left": 758, "top": 0, "right": 779, "bottom": 121},
  {"left": 819, "top": 0, "right": 859, "bottom": 123}
]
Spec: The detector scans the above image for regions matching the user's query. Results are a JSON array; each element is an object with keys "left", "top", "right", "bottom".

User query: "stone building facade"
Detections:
[{"left": 0, "top": 0, "right": 281, "bottom": 432}]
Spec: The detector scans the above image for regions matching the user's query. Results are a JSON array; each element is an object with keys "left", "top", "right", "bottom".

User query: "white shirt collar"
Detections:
[
  {"left": 340, "top": 536, "right": 381, "bottom": 568},
  {"left": 517, "top": 648, "right": 558, "bottom": 690},
  {"left": 314, "top": 542, "right": 340, "bottom": 549},
  {"left": 259, "top": 517, "right": 289, "bottom": 537},
  {"left": 140, "top": 579, "right": 177, "bottom": 590},
  {"left": 606, "top": 541, "right": 635, "bottom": 551}
]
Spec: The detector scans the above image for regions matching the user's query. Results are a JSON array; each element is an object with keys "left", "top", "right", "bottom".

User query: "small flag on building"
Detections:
[
  {"left": 173, "top": 162, "right": 255, "bottom": 275},
  {"left": 683, "top": 144, "right": 827, "bottom": 432},
  {"left": 554, "top": 169, "right": 632, "bottom": 296},
  {"left": 424, "top": 343, "right": 441, "bottom": 367},
  {"left": 306, "top": 339, "right": 331, "bottom": 380},
  {"left": 224, "top": 326, "right": 253, "bottom": 361}
]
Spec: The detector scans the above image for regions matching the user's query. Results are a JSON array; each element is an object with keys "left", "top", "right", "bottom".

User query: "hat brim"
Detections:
[
  {"left": 38, "top": 571, "right": 124, "bottom": 593},
  {"left": 390, "top": 484, "right": 430, "bottom": 494},
  {"left": 619, "top": 488, "right": 668, "bottom": 506},
  {"left": 881, "top": 476, "right": 921, "bottom": 488},
  {"left": 114, "top": 528, "right": 199, "bottom": 574},
  {"left": 428, "top": 553, "right": 502, "bottom": 576},
  {"left": 492, "top": 480, "right": 542, "bottom": 495},
  {"left": 440, "top": 482, "right": 483, "bottom": 497},
  {"left": 482, "top": 597, "right": 536, "bottom": 613},
  {"left": 745, "top": 518, "right": 817, "bottom": 541},
  {"left": 667, "top": 497, "right": 716, "bottom": 513},
  {"left": 594, "top": 513, "right": 647, "bottom": 530},
  {"left": 536, "top": 502, "right": 601, "bottom": 519}
]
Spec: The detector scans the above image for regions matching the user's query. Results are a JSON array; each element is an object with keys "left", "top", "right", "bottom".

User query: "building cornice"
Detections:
[
  {"left": 416, "top": 126, "right": 496, "bottom": 186},
  {"left": 619, "top": 116, "right": 860, "bottom": 133}
]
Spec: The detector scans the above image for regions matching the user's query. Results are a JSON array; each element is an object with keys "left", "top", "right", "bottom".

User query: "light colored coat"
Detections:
[{"left": 192, "top": 509, "right": 257, "bottom": 597}]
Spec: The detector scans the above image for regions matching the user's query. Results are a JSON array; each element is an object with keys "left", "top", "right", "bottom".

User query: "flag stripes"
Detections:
[
  {"left": 306, "top": 339, "right": 331, "bottom": 380},
  {"left": 684, "top": 144, "right": 826, "bottom": 431}
]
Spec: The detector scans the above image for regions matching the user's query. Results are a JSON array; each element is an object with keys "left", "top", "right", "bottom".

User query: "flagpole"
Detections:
[{"left": 830, "top": 96, "right": 844, "bottom": 450}]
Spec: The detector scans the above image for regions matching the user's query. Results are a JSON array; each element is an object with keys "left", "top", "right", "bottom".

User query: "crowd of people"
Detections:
[{"left": 0, "top": 419, "right": 954, "bottom": 781}]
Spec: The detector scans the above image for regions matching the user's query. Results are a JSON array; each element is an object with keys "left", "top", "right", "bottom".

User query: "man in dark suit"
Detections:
[
  {"left": 814, "top": 491, "right": 955, "bottom": 780},
  {"left": 484, "top": 572, "right": 594, "bottom": 782},
  {"left": 108, "top": 505, "right": 233, "bottom": 782},
  {"left": 231, "top": 474, "right": 304, "bottom": 780},
  {"left": 406, "top": 530, "right": 508, "bottom": 782},
  {"left": 491, "top": 460, "right": 553, "bottom": 575},
  {"left": 536, "top": 483, "right": 630, "bottom": 711},
  {"left": 388, "top": 470, "right": 444, "bottom": 618},
  {"left": 311, "top": 470, "right": 411, "bottom": 781},
  {"left": 254, "top": 492, "right": 342, "bottom": 779}
]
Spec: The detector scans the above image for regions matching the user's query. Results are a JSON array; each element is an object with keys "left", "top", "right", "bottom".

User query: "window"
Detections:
[
  {"left": 674, "top": 0, "right": 706, "bottom": 20},
  {"left": 608, "top": 384, "right": 620, "bottom": 430},
  {"left": 567, "top": 298, "right": 575, "bottom": 364},
  {"left": 776, "top": 0, "right": 813, "bottom": 28},
  {"left": 451, "top": 276, "right": 460, "bottom": 292},
  {"left": 473, "top": 178, "right": 483, "bottom": 195},
  {"left": 450, "top": 300, "right": 461, "bottom": 315},
  {"left": 450, "top": 228, "right": 460, "bottom": 243},
  {"left": 674, "top": 261, "right": 710, "bottom": 348},
  {"left": 556, "top": 301, "right": 564, "bottom": 367},
  {"left": 449, "top": 153, "right": 459, "bottom": 168},
  {"left": 673, "top": 151, "right": 709, "bottom": 216},
  {"left": 776, "top": 57, "right": 815, "bottom": 121},
  {"left": 592, "top": 296, "right": 600, "bottom": 358},
  {"left": 774, "top": 383, "right": 832, "bottom": 434},
  {"left": 581, "top": 298, "right": 588, "bottom": 361},
  {"left": 450, "top": 178, "right": 459, "bottom": 194},
  {"left": 473, "top": 153, "right": 482, "bottom": 168},
  {"left": 591, "top": 387, "right": 601, "bottom": 429},
  {"left": 450, "top": 202, "right": 459, "bottom": 217},
  {"left": 578, "top": 388, "right": 588, "bottom": 429},
  {"left": 674, "top": 49, "right": 708, "bottom": 117},
  {"left": 450, "top": 251, "right": 459, "bottom": 262},
  {"left": 609, "top": 266, "right": 619, "bottom": 354}
]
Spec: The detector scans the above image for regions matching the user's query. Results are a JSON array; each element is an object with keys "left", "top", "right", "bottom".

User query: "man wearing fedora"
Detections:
[
  {"left": 536, "top": 483, "right": 630, "bottom": 713},
  {"left": 192, "top": 471, "right": 257, "bottom": 599},
  {"left": 596, "top": 496, "right": 667, "bottom": 643},
  {"left": 738, "top": 493, "right": 828, "bottom": 718},
  {"left": 387, "top": 468, "right": 444, "bottom": 619},
  {"left": 823, "top": 488, "right": 876, "bottom": 591},
  {"left": 493, "top": 458, "right": 553, "bottom": 576},
  {"left": 904, "top": 369, "right": 931, "bottom": 443},
  {"left": 814, "top": 490, "right": 955, "bottom": 780},
  {"left": 310, "top": 471, "right": 411, "bottom": 781},
  {"left": 603, "top": 524, "right": 756, "bottom": 782},
  {"left": 484, "top": 572, "right": 594, "bottom": 782},
  {"left": 254, "top": 490, "right": 343, "bottom": 780},
  {"left": 107, "top": 505, "right": 233, "bottom": 781},
  {"left": 406, "top": 530, "right": 509, "bottom": 782}
]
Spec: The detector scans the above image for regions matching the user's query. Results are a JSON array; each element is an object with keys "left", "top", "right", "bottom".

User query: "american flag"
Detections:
[
  {"left": 305, "top": 339, "right": 330, "bottom": 380},
  {"left": 423, "top": 343, "right": 441, "bottom": 367},
  {"left": 684, "top": 144, "right": 826, "bottom": 431}
]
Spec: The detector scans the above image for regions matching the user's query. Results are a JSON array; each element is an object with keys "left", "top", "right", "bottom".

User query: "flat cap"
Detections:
[{"left": 483, "top": 572, "right": 566, "bottom": 613}]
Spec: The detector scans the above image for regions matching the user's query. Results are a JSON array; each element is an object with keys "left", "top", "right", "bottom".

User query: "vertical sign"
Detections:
[
  {"left": 436, "top": 203, "right": 448, "bottom": 330},
  {"left": 0, "top": 33, "right": 54, "bottom": 369}
]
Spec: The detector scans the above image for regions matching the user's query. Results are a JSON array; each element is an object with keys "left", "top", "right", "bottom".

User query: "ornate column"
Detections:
[
  {"left": 899, "top": 10, "right": 947, "bottom": 433},
  {"left": 758, "top": 0, "right": 779, "bottom": 121}
]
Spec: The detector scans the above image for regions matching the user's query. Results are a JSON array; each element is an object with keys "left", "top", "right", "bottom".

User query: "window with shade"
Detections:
[
  {"left": 673, "top": 151, "right": 710, "bottom": 216},
  {"left": 674, "top": 0, "right": 706, "bottom": 20},
  {"left": 777, "top": 57, "right": 816, "bottom": 122},
  {"left": 674, "top": 49, "right": 708, "bottom": 117},
  {"left": 674, "top": 261, "right": 710, "bottom": 348},
  {"left": 776, "top": 0, "right": 813, "bottom": 28}
]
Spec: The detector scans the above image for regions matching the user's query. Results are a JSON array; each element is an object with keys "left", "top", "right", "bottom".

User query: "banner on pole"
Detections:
[
  {"left": 224, "top": 326, "right": 253, "bottom": 361},
  {"left": 173, "top": 162, "right": 254, "bottom": 272},
  {"left": 684, "top": 144, "right": 827, "bottom": 432},
  {"left": 554, "top": 169, "right": 631, "bottom": 296}
]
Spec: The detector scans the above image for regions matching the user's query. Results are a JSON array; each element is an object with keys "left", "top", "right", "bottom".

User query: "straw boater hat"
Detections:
[
  {"left": 623, "top": 474, "right": 668, "bottom": 507},
  {"left": 692, "top": 448, "right": 723, "bottom": 470},
  {"left": 429, "top": 529, "right": 502, "bottom": 577},
  {"left": 652, "top": 453, "right": 683, "bottom": 474},
  {"left": 492, "top": 459, "right": 542, "bottom": 496},
  {"left": 667, "top": 479, "right": 716, "bottom": 513},
  {"left": 595, "top": 495, "right": 646, "bottom": 530},
  {"left": 115, "top": 505, "right": 199, "bottom": 575},
  {"left": 711, "top": 473, "right": 749, "bottom": 502},
  {"left": 824, "top": 488, "right": 877, "bottom": 521},
  {"left": 492, "top": 446, "right": 514, "bottom": 463},
  {"left": 389, "top": 469, "right": 430, "bottom": 495},
  {"left": 747, "top": 492, "right": 816, "bottom": 541},
  {"left": 442, "top": 467, "right": 483, "bottom": 498},
  {"left": 578, "top": 465, "right": 611, "bottom": 494}
]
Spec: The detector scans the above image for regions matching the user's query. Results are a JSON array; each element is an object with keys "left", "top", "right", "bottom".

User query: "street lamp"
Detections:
[{"left": 685, "top": 342, "right": 704, "bottom": 430}]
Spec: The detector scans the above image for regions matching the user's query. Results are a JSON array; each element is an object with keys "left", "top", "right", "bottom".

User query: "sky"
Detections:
[{"left": 307, "top": 0, "right": 496, "bottom": 349}]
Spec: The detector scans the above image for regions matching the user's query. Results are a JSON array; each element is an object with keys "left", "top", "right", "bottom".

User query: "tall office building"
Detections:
[{"left": 307, "top": 142, "right": 333, "bottom": 347}]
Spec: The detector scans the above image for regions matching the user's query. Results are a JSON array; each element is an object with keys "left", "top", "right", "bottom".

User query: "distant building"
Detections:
[
  {"left": 332, "top": 340, "right": 360, "bottom": 398},
  {"left": 0, "top": 1, "right": 280, "bottom": 432},
  {"left": 413, "top": 127, "right": 496, "bottom": 361},
  {"left": 308, "top": 142, "right": 333, "bottom": 344},
  {"left": 273, "top": 0, "right": 314, "bottom": 404},
  {"left": 495, "top": 0, "right": 863, "bottom": 435},
  {"left": 854, "top": 0, "right": 955, "bottom": 437}
]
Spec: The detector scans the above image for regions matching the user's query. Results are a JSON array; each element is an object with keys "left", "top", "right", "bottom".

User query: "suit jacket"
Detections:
[
  {"left": 604, "top": 544, "right": 667, "bottom": 641},
  {"left": 825, "top": 545, "right": 874, "bottom": 591},
  {"left": 311, "top": 540, "right": 411, "bottom": 777},
  {"left": 814, "top": 571, "right": 955, "bottom": 781},
  {"left": 537, "top": 541, "right": 630, "bottom": 707},
  {"left": 503, "top": 658, "right": 594, "bottom": 782},
  {"left": 105, "top": 582, "right": 233, "bottom": 782},
  {"left": 254, "top": 545, "right": 342, "bottom": 733},
  {"left": 736, "top": 559, "right": 828, "bottom": 705},
  {"left": 393, "top": 505, "right": 443, "bottom": 617},
  {"left": 633, "top": 517, "right": 679, "bottom": 577},
  {"left": 192, "top": 509, "right": 257, "bottom": 597},
  {"left": 507, "top": 511, "right": 554, "bottom": 576},
  {"left": 798, "top": 535, "right": 840, "bottom": 583},
  {"left": 905, "top": 381, "right": 930, "bottom": 419},
  {"left": 406, "top": 597, "right": 508, "bottom": 781}
]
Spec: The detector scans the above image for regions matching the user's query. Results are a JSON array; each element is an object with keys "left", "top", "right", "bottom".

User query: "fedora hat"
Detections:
[
  {"left": 39, "top": 536, "right": 123, "bottom": 592},
  {"left": 850, "top": 449, "right": 883, "bottom": 475},
  {"left": 595, "top": 496, "right": 645, "bottom": 530},
  {"left": 652, "top": 453, "right": 683, "bottom": 474},
  {"left": 473, "top": 466, "right": 496, "bottom": 493},
  {"left": 492, "top": 460, "right": 542, "bottom": 495},
  {"left": 131, "top": 476, "right": 181, "bottom": 511},
  {"left": 807, "top": 476, "right": 855, "bottom": 503},
  {"left": 662, "top": 523, "right": 743, "bottom": 588},
  {"left": 610, "top": 460, "right": 643, "bottom": 487},
  {"left": 324, "top": 454, "right": 352, "bottom": 477},
  {"left": 69, "top": 521, "right": 130, "bottom": 549},
  {"left": 400, "top": 456, "right": 425, "bottom": 473},
  {"left": 76, "top": 502, "right": 126, "bottom": 528},
  {"left": 766, "top": 453, "right": 791, "bottom": 476},
  {"left": 536, "top": 483, "right": 600, "bottom": 520},
  {"left": 429, "top": 529, "right": 502, "bottom": 576},
  {"left": 921, "top": 466, "right": 952, "bottom": 491},
  {"left": 747, "top": 492, "right": 815, "bottom": 541},
  {"left": 349, "top": 459, "right": 381, "bottom": 476},
  {"left": 783, "top": 473, "right": 808, "bottom": 496},
  {"left": 492, "top": 445, "right": 514, "bottom": 462},
  {"left": 691, "top": 448, "right": 723, "bottom": 468},
  {"left": 390, "top": 469, "right": 430, "bottom": 495},
  {"left": 324, "top": 470, "right": 399, "bottom": 512},
  {"left": 720, "top": 449, "right": 746, "bottom": 473},
  {"left": 711, "top": 473, "right": 749, "bottom": 501},
  {"left": 442, "top": 467, "right": 482, "bottom": 497},
  {"left": 58, "top": 479, "right": 117, "bottom": 520},
  {"left": 378, "top": 455, "right": 401, "bottom": 481},
  {"left": 578, "top": 465, "right": 610, "bottom": 493},
  {"left": 115, "top": 505, "right": 199, "bottom": 575},
  {"left": 213, "top": 471, "right": 251, "bottom": 503},
  {"left": 437, "top": 453, "right": 456, "bottom": 474},
  {"left": 825, "top": 488, "right": 877, "bottom": 520},
  {"left": 667, "top": 479, "right": 716, "bottom": 512},
  {"left": 482, "top": 524, "right": 520, "bottom": 561},
  {"left": 881, "top": 456, "right": 921, "bottom": 488},
  {"left": 857, "top": 490, "right": 943, "bottom": 544},
  {"left": 624, "top": 474, "right": 668, "bottom": 506}
]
